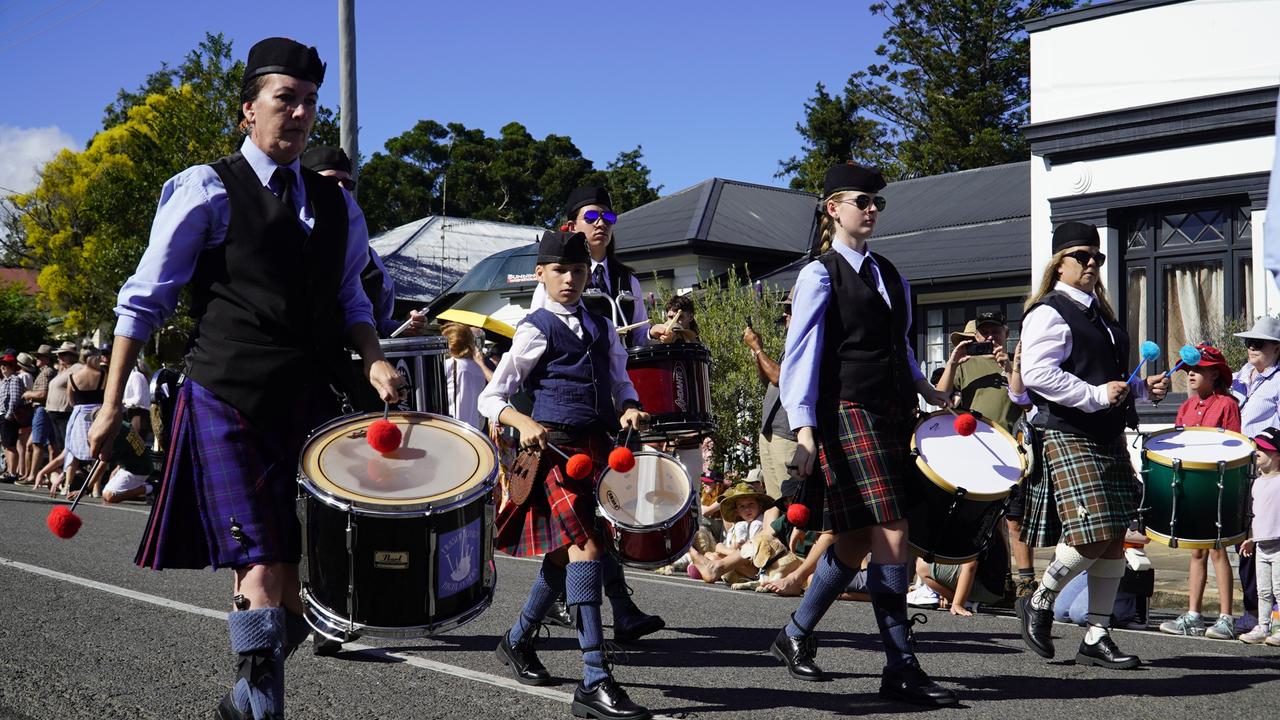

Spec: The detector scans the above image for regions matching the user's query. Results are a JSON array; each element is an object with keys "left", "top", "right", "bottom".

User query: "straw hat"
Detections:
[
  {"left": 719, "top": 482, "right": 774, "bottom": 523},
  {"left": 949, "top": 320, "right": 978, "bottom": 347}
]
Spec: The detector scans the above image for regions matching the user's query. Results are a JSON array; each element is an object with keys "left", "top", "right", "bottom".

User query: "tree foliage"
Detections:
[
  {"left": 0, "top": 281, "right": 51, "bottom": 351},
  {"left": 359, "top": 122, "right": 662, "bottom": 234},
  {"left": 779, "top": 0, "right": 1076, "bottom": 187}
]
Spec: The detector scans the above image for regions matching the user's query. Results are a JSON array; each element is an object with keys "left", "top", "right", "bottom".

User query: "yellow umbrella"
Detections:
[{"left": 435, "top": 308, "right": 516, "bottom": 339}]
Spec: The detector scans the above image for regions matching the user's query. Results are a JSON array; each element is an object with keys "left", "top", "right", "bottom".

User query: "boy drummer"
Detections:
[{"left": 478, "top": 230, "right": 652, "bottom": 720}]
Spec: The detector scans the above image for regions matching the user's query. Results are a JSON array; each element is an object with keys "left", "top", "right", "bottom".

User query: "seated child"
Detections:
[
  {"left": 913, "top": 528, "right": 1009, "bottom": 616},
  {"left": 689, "top": 483, "right": 773, "bottom": 584}
]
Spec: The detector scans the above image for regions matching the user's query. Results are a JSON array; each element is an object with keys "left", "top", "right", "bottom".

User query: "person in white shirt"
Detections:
[
  {"left": 1016, "top": 221, "right": 1168, "bottom": 670},
  {"left": 442, "top": 323, "right": 488, "bottom": 431}
]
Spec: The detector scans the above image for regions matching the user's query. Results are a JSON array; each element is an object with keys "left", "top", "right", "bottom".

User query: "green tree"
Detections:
[
  {"left": 780, "top": 0, "right": 1076, "bottom": 184},
  {"left": 0, "top": 281, "right": 50, "bottom": 351},
  {"left": 777, "top": 82, "right": 898, "bottom": 193},
  {"left": 358, "top": 122, "right": 662, "bottom": 234},
  {"left": 656, "top": 268, "right": 787, "bottom": 477}
]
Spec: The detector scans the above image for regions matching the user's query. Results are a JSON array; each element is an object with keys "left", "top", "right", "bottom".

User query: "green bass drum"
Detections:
[{"left": 1141, "top": 427, "right": 1253, "bottom": 549}]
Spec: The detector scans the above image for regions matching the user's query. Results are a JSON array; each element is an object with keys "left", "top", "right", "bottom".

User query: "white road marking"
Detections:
[
  {"left": 0, "top": 488, "right": 151, "bottom": 515},
  {"left": 0, "top": 555, "right": 678, "bottom": 717}
]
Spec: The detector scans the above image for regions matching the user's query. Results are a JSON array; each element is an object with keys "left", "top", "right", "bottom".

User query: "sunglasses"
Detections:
[
  {"left": 839, "top": 194, "right": 887, "bottom": 212},
  {"left": 1064, "top": 249, "right": 1106, "bottom": 267},
  {"left": 1245, "top": 339, "right": 1276, "bottom": 350},
  {"left": 337, "top": 178, "right": 356, "bottom": 192},
  {"left": 582, "top": 209, "right": 617, "bottom": 225}
]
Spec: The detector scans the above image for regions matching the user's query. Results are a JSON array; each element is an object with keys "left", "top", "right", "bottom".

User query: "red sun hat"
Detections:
[{"left": 1185, "top": 343, "right": 1231, "bottom": 388}]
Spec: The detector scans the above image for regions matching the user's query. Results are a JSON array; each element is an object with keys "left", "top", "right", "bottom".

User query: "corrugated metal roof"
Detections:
[
  {"left": 616, "top": 178, "right": 818, "bottom": 256},
  {"left": 370, "top": 215, "right": 543, "bottom": 304},
  {"left": 872, "top": 161, "right": 1030, "bottom": 237}
]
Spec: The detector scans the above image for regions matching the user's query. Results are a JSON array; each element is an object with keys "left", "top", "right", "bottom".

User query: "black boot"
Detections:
[
  {"left": 544, "top": 598, "right": 575, "bottom": 629},
  {"left": 1018, "top": 594, "right": 1056, "bottom": 658},
  {"left": 603, "top": 558, "right": 665, "bottom": 642},
  {"left": 879, "top": 662, "right": 958, "bottom": 707},
  {"left": 769, "top": 628, "right": 825, "bottom": 681},
  {"left": 1074, "top": 634, "right": 1140, "bottom": 669},
  {"left": 571, "top": 677, "right": 651, "bottom": 720},
  {"left": 495, "top": 630, "right": 553, "bottom": 686}
]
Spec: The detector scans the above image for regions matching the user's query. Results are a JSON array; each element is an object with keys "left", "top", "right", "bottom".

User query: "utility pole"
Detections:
[{"left": 338, "top": 0, "right": 359, "bottom": 196}]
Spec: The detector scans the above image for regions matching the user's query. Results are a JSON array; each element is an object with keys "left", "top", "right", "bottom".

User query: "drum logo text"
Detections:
[
  {"left": 673, "top": 365, "right": 688, "bottom": 412},
  {"left": 607, "top": 489, "right": 623, "bottom": 511},
  {"left": 373, "top": 551, "right": 410, "bottom": 569}
]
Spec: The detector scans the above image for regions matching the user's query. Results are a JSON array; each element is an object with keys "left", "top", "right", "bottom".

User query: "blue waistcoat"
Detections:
[{"left": 523, "top": 307, "right": 617, "bottom": 429}]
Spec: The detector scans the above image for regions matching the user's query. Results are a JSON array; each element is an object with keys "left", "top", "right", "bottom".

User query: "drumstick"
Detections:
[
  {"left": 390, "top": 308, "right": 427, "bottom": 338},
  {"left": 615, "top": 319, "right": 652, "bottom": 335}
]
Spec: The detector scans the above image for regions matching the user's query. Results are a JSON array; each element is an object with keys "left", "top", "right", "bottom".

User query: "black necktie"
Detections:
[
  {"left": 271, "top": 167, "right": 294, "bottom": 213},
  {"left": 591, "top": 264, "right": 607, "bottom": 294}
]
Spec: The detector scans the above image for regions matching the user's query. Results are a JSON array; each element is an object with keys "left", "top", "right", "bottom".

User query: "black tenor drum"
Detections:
[
  {"left": 298, "top": 411, "right": 498, "bottom": 641},
  {"left": 626, "top": 343, "right": 714, "bottom": 442},
  {"left": 346, "top": 336, "right": 448, "bottom": 414}
]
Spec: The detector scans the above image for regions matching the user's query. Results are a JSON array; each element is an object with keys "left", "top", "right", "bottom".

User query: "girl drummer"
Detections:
[
  {"left": 1017, "top": 221, "right": 1169, "bottom": 669},
  {"left": 775, "top": 162, "right": 956, "bottom": 707},
  {"left": 478, "top": 230, "right": 653, "bottom": 720}
]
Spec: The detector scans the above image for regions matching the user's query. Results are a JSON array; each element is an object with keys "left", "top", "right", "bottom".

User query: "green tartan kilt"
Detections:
[{"left": 1020, "top": 428, "right": 1140, "bottom": 548}]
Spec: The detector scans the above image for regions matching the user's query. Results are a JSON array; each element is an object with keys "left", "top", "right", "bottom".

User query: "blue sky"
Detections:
[{"left": 1, "top": 1, "right": 887, "bottom": 195}]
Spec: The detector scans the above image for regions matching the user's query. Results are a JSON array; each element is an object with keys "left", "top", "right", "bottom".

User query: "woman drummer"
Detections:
[
  {"left": 1017, "top": 221, "right": 1169, "bottom": 670},
  {"left": 775, "top": 162, "right": 956, "bottom": 707}
]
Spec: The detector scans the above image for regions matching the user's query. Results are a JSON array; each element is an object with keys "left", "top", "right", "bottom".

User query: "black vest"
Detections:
[
  {"left": 185, "top": 152, "right": 349, "bottom": 430},
  {"left": 1028, "top": 291, "right": 1134, "bottom": 441},
  {"left": 360, "top": 248, "right": 386, "bottom": 312},
  {"left": 816, "top": 250, "right": 916, "bottom": 415}
]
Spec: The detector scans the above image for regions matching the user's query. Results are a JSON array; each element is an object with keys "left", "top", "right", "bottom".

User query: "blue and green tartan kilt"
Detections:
[
  {"left": 816, "top": 401, "right": 913, "bottom": 533},
  {"left": 1020, "top": 428, "right": 1141, "bottom": 548},
  {"left": 494, "top": 429, "right": 611, "bottom": 558},
  {"left": 135, "top": 379, "right": 333, "bottom": 571}
]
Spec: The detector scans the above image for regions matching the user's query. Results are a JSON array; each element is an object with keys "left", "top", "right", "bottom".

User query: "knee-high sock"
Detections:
[
  {"left": 508, "top": 556, "right": 566, "bottom": 645},
  {"left": 866, "top": 562, "right": 917, "bottom": 672},
  {"left": 228, "top": 607, "right": 286, "bottom": 720},
  {"left": 1084, "top": 557, "right": 1125, "bottom": 643},
  {"left": 601, "top": 553, "right": 644, "bottom": 624},
  {"left": 566, "top": 560, "right": 608, "bottom": 688},
  {"left": 786, "top": 545, "right": 856, "bottom": 638},
  {"left": 1032, "top": 544, "right": 1096, "bottom": 611}
]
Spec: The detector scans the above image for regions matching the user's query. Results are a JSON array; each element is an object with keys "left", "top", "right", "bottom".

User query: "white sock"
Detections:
[
  {"left": 1032, "top": 544, "right": 1095, "bottom": 610},
  {"left": 1083, "top": 557, "right": 1125, "bottom": 642},
  {"left": 1187, "top": 610, "right": 1201, "bottom": 620},
  {"left": 1084, "top": 623, "right": 1109, "bottom": 644}
]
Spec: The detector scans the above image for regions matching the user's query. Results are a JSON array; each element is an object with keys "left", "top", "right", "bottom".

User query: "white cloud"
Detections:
[{"left": 0, "top": 125, "right": 77, "bottom": 196}]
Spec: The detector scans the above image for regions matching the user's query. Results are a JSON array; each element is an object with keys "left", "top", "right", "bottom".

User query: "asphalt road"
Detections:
[{"left": 1, "top": 486, "right": 1277, "bottom": 720}]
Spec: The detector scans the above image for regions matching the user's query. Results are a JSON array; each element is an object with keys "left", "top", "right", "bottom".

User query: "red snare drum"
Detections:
[
  {"left": 597, "top": 450, "right": 698, "bottom": 569},
  {"left": 626, "top": 343, "right": 713, "bottom": 442}
]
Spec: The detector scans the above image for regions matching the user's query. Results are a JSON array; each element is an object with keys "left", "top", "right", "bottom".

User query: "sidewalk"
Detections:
[{"left": 1032, "top": 541, "right": 1246, "bottom": 614}]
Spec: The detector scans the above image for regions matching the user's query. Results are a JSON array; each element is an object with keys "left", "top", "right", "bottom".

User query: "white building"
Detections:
[{"left": 1026, "top": 0, "right": 1279, "bottom": 418}]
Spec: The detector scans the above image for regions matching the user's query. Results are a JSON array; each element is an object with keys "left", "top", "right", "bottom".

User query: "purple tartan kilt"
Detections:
[
  {"left": 135, "top": 379, "right": 324, "bottom": 571},
  {"left": 816, "top": 401, "right": 913, "bottom": 533}
]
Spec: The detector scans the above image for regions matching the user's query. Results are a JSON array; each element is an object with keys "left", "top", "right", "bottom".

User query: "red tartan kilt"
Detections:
[
  {"left": 494, "top": 432, "right": 611, "bottom": 557},
  {"left": 815, "top": 401, "right": 913, "bottom": 533}
]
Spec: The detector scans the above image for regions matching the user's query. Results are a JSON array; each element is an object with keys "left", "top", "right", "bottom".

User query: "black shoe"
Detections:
[
  {"left": 1074, "top": 634, "right": 1140, "bottom": 669},
  {"left": 613, "top": 613, "right": 665, "bottom": 643},
  {"left": 571, "top": 677, "right": 651, "bottom": 720},
  {"left": 312, "top": 631, "right": 342, "bottom": 657},
  {"left": 1018, "top": 595, "right": 1055, "bottom": 659},
  {"left": 768, "top": 629, "right": 825, "bottom": 681},
  {"left": 495, "top": 632, "right": 553, "bottom": 686},
  {"left": 214, "top": 693, "right": 247, "bottom": 720},
  {"left": 544, "top": 600, "right": 574, "bottom": 629},
  {"left": 879, "top": 662, "right": 958, "bottom": 707}
]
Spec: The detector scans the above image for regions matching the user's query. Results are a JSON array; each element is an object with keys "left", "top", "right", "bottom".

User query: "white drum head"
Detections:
[
  {"left": 913, "top": 413, "right": 1024, "bottom": 500},
  {"left": 1144, "top": 427, "right": 1254, "bottom": 466},
  {"left": 300, "top": 412, "right": 496, "bottom": 509},
  {"left": 597, "top": 451, "right": 692, "bottom": 527}
]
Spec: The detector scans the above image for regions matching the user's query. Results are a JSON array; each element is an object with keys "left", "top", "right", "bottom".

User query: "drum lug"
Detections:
[
  {"left": 296, "top": 493, "right": 309, "bottom": 583},
  {"left": 346, "top": 514, "right": 357, "bottom": 629},
  {"left": 1214, "top": 460, "right": 1227, "bottom": 549}
]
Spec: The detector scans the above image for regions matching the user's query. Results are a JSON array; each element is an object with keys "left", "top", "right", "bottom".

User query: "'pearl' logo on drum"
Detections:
[
  {"left": 673, "top": 365, "right": 688, "bottom": 413},
  {"left": 373, "top": 551, "right": 409, "bottom": 569}
]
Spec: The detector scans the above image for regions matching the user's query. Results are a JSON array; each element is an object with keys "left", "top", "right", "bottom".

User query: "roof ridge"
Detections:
[{"left": 887, "top": 161, "right": 1030, "bottom": 187}]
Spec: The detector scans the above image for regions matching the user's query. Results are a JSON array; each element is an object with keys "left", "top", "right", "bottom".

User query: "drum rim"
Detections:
[
  {"left": 298, "top": 411, "right": 497, "bottom": 515},
  {"left": 1142, "top": 426, "right": 1256, "bottom": 471},
  {"left": 910, "top": 409, "right": 1026, "bottom": 501},
  {"left": 348, "top": 335, "right": 448, "bottom": 359},
  {"left": 301, "top": 585, "right": 495, "bottom": 640},
  {"left": 1143, "top": 527, "right": 1249, "bottom": 550},
  {"left": 596, "top": 449, "right": 695, "bottom": 530},
  {"left": 626, "top": 342, "right": 712, "bottom": 361},
  {"left": 907, "top": 543, "right": 978, "bottom": 564}
]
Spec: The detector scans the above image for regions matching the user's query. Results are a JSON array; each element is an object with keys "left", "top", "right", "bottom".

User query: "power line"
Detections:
[{"left": 0, "top": 0, "right": 105, "bottom": 55}]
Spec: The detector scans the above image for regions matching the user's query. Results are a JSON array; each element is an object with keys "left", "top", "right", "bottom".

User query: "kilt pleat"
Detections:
[
  {"left": 1020, "top": 428, "right": 1140, "bottom": 548},
  {"left": 816, "top": 401, "right": 912, "bottom": 532}
]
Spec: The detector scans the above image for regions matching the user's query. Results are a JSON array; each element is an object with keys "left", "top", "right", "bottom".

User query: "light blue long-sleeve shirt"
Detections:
[
  {"left": 1265, "top": 87, "right": 1280, "bottom": 283},
  {"left": 113, "top": 138, "right": 375, "bottom": 341},
  {"left": 780, "top": 241, "right": 925, "bottom": 430},
  {"left": 1232, "top": 362, "right": 1280, "bottom": 438}
]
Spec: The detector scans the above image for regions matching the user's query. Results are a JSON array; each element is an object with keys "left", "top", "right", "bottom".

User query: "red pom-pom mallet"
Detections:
[
  {"left": 47, "top": 458, "right": 103, "bottom": 539},
  {"left": 608, "top": 446, "right": 636, "bottom": 473},
  {"left": 544, "top": 441, "right": 594, "bottom": 480},
  {"left": 953, "top": 413, "right": 978, "bottom": 437},
  {"left": 367, "top": 403, "right": 402, "bottom": 454},
  {"left": 786, "top": 502, "right": 811, "bottom": 528}
]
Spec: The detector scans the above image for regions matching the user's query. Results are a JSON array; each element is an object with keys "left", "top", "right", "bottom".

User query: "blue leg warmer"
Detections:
[
  {"left": 509, "top": 556, "right": 566, "bottom": 644},
  {"left": 866, "top": 562, "right": 917, "bottom": 672},
  {"left": 228, "top": 607, "right": 286, "bottom": 719},
  {"left": 566, "top": 560, "right": 608, "bottom": 688},
  {"left": 786, "top": 546, "right": 856, "bottom": 638}
]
